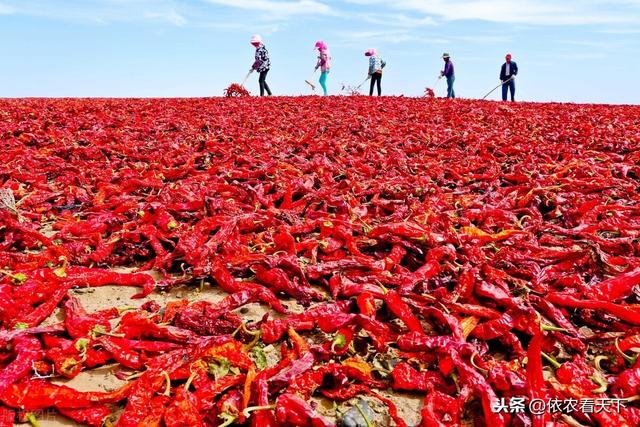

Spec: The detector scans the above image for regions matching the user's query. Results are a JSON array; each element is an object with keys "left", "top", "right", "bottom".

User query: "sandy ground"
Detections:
[{"left": 17, "top": 281, "right": 423, "bottom": 426}]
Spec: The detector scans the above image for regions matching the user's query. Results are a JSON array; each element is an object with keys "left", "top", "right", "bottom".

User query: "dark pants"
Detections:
[
  {"left": 369, "top": 72, "right": 382, "bottom": 96},
  {"left": 259, "top": 70, "right": 272, "bottom": 96},
  {"left": 446, "top": 75, "right": 455, "bottom": 98},
  {"left": 502, "top": 79, "right": 515, "bottom": 101}
]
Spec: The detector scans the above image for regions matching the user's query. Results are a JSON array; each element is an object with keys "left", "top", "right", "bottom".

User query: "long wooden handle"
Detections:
[
  {"left": 357, "top": 76, "right": 371, "bottom": 89},
  {"left": 241, "top": 71, "right": 252, "bottom": 86},
  {"left": 482, "top": 75, "right": 514, "bottom": 100}
]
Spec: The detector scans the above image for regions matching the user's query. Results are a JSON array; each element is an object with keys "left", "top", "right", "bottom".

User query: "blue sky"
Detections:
[{"left": 0, "top": 0, "right": 639, "bottom": 103}]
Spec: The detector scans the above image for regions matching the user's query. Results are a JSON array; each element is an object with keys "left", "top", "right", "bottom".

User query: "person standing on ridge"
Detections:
[
  {"left": 250, "top": 34, "right": 272, "bottom": 96},
  {"left": 441, "top": 52, "right": 455, "bottom": 99},
  {"left": 314, "top": 41, "right": 331, "bottom": 96},
  {"left": 500, "top": 53, "right": 518, "bottom": 101},
  {"left": 365, "top": 48, "right": 386, "bottom": 96}
]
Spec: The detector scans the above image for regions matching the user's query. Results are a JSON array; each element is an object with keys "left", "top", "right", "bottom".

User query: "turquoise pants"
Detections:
[{"left": 319, "top": 71, "right": 329, "bottom": 96}]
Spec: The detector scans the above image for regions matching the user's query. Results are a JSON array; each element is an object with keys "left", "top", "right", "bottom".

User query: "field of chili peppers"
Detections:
[{"left": 1, "top": 96, "right": 640, "bottom": 427}]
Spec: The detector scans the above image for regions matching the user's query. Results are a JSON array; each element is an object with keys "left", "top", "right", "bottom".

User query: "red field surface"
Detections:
[{"left": 1, "top": 97, "right": 640, "bottom": 426}]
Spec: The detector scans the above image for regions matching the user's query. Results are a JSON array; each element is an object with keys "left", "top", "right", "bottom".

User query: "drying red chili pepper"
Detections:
[
  {"left": 224, "top": 83, "right": 250, "bottom": 97},
  {"left": 1, "top": 97, "right": 640, "bottom": 426}
]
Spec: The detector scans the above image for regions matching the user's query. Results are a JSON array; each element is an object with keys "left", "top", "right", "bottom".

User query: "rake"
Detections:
[
  {"left": 482, "top": 76, "right": 514, "bottom": 100},
  {"left": 305, "top": 69, "right": 318, "bottom": 91},
  {"left": 356, "top": 76, "right": 371, "bottom": 90},
  {"left": 241, "top": 70, "right": 253, "bottom": 87}
]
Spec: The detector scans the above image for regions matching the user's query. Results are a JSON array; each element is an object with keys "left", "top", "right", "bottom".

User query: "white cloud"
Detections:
[
  {"left": 340, "top": 29, "right": 411, "bottom": 40},
  {"left": 1, "top": 1, "right": 189, "bottom": 26},
  {"left": 204, "top": 0, "right": 332, "bottom": 16},
  {"left": 0, "top": 2, "right": 14, "bottom": 14},
  {"left": 453, "top": 34, "right": 511, "bottom": 44},
  {"left": 144, "top": 9, "right": 187, "bottom": 26},
  {"left": 345, "top": 0, "right": 640, "bottom": 25},
  {"left": 359, "top": 13, "right": 437, "bottom": 27},
  {"left": 598, "top": 28, "right": 640, "bottom": 34}
]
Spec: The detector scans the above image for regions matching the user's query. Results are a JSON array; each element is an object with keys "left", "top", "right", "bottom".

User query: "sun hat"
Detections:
[
  {"left": 365, "top": 48, "right": 377, "bottom": 56},
  {"left": 250, "top": 34, "right": 262, "bottom": 45},
  {"left": 442, "top": 52, "right": 450, "bottom": 58}
]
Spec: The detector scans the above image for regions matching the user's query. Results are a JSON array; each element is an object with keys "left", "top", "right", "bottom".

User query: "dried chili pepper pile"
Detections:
[
  {"left": 1, "top": 97, "right": 640, "bottom": 426},
  {"left": 224, "top": 84, "right": 251, "bottom": 98}
]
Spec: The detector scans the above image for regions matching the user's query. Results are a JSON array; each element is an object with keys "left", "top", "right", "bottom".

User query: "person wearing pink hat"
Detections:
[
  {"left": 250, "top": 34, "right": 272, "bottom": 96},
  {"left": 500, "top": 53, "right": 518, "bottom": 101},
  {"left": 365, "top": 48, "right": 386, "bottom": 96},
  {"left": 314, "top": 41, "right": 331, "bottom": 96}
]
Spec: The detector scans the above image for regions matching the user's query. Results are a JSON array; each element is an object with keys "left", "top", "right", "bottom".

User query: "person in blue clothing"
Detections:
[
  {"left": 440, "top": 53, "right": 455, "bottom": 98},
  {"left": 250, "top": 34, "right": 272, "bottom": 96},
  {"left": 500, "top": 53, "right": 518, "bottom": 101}
]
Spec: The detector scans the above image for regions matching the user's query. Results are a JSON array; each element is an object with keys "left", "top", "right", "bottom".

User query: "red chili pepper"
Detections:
[
  {"left": 614, "top": 366, "right": 640, "bottom": 397},
  {"left": 13, "top": 282, "right": 71, "bottom": 328},
  {"left": 260, "top": 301, "right": 351, "bottom": 343},
  {"left": 96, "top": 336, "right": 145, "bottom": 369},
  {"left": 64, "top": 296, "right": 118, "bottom": 338},
  {"left": 64, "top": 266, "right": 156, "bottom": 298},
  {"left": 138, "top": 394, "right": 171, "bottom": 426},
  {"left": 445, "top": 302, "right": 502, "bottom": 319},
  {"left": 397, "top": 332, "right": 471, "bottom": 355},
  {"left": 117, "top": 336, "right": 231, "bottom": 426},
  {"left": 269, "top": 352, "right": 316, "bottom": 392},
  {"left": 449, "top": 351, "right": 506, "bottom": 427},
  {"left": 391, "top": 362, "right": 451, "bottom": 393},
  {"left": 0, "top": 406, "right": 14, "bottom": 427},
  {"left": 526, "top": 320, "right": 549, "bottom": 427},
  {"left": 250, "top": 377, "right": 276, "bottom": 427},
  {"left": 470, "top": 313, "right": 513, "bottom": 340},
  {"left": 383, "top": 290, "right": 424, "bottom": 334},
  {"left": 357, "top": 315, "right": 398, "bottom": 350},
  {"left": 274, "top": 393, "right": 334, "bottom": 427},
  {"left": 163, "top": 385, "right": 204, "bottom": 427},
  {"left": 57, "top": 405, "right": 112, "bottom": 427},
  {"left": 116, "top": 311, "right": 196, "bottom": 342},
  {"left": 356, "top": 291, "right": 377, "bottom": 317},
  {"left": 159, "top": 297, "right": 188, "bottom": 322},
  {"left": 588, "top": 267, "right": 640, "bottom": 302},
  {"left": 0, "top": 380, "right": 131, "bottom": 410},
  {"left": 253, "top": 265, "right": 324, "bottom": 306},
  {"left": 210, "top": 258, "right": 287, "bottom": 314},
  {"left": 618, "top": 334, "right": 640, "bottom": 352},
  {"left": 547, "top": 292, "right": 640, "bottom": 325},
  {"left": 454, "top": 267, "right": 477, "bottom": 300},
  {"left": 224, "top": 83, "right": 250, "bottom": 97},
  {"left": 0, "top": 336, "right": 42, "bottom": 395},
  {"left": 419, "top": 391, "right": 461, "bottom": 427}
]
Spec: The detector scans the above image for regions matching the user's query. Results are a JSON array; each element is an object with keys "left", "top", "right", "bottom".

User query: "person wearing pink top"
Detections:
[{"left": 314, "top": 41, "right": 331, "bottom": 96}]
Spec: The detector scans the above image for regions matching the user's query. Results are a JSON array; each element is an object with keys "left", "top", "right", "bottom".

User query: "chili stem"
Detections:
[
  {"left": 541, "top": 352, "right": 562, "bottom": 369},
  {"left": 242, "top": 404, "right": 277, "bottom": 418},
  {"left": 161, "top": 370, "right": 171, "bottom": 396},
  {"left": 540, "top": 323, "right": 566, "bottom": 332}
]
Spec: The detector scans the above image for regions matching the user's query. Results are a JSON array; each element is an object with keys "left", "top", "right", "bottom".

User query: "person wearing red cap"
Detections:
[{"left": 500, "top": 54, "right": 518, "bottom": 101}]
